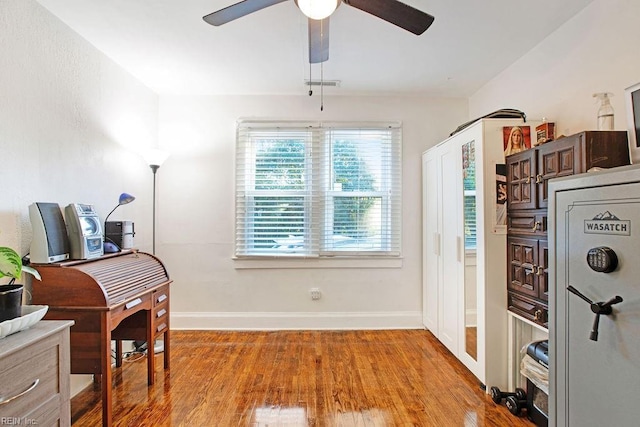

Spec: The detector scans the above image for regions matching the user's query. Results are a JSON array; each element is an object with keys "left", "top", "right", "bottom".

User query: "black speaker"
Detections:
[
  {"left": 105, "top": 220, "right": 135, "bottom": 249},
  {"left": 29, "top": 202, "right": 70, "bottom": 263}
]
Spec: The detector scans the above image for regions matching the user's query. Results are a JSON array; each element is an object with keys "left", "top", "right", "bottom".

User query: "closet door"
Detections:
[
  {"left": 422, "top": 149, "right": 440, "bottom": 333},
  {"left": 438, "top": 143, "right": 459, "bottom": 355}
]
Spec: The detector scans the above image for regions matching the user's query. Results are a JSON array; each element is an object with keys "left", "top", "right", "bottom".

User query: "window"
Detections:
[
  {"left": 462, "top": 141, "right": 477, "bottom": 250},
  {"left": 235, "top": 121, "right": 402, "bottom": 258}
]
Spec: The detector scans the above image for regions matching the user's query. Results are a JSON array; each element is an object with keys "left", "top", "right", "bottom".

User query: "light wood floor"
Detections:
[{"left": 71, "top": 329, "right": 533, "bottom": 426}]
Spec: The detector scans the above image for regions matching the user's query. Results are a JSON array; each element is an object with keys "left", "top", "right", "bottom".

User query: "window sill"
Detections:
[{"left": 233, "top": 256, "right": 403, "bottom": 270}]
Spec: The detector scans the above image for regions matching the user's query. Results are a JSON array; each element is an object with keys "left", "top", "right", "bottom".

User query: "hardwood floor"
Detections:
[{"left": 71, "top": 330, "right": 533, "bottom": 426}]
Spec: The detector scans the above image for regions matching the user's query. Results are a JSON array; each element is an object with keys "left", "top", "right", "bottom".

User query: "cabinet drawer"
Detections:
[
  {"left": 153, "top": 284, "right": 170, "bottom": 307},
  {"left": 507, "top": 210, "right": 547, "bottom": 237},
  {"left": 508, "top": 291, "right": 548, "bottom": 328},
  {"left": 0, "top": 335, "right": 61, "bottom": 419},
  {"left": 24, "top": 394, "right": 62, "bottom": 427}
]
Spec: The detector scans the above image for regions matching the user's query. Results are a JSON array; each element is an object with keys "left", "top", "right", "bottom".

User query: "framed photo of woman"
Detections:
[{"left": 503, "top": 125, "right": 532, "bottom": 157}]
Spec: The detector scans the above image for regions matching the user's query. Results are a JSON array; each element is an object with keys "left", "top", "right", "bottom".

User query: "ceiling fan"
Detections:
[{"left": 203, "top": 0, "right": 435, "bottom": 64}]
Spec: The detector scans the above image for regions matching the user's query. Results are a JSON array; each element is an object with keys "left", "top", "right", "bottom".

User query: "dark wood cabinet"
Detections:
[
  {"left": 506, "top": 130, "right": 629, "bottom": 327},
  {"left": 507, "top": 237, "right": 547, "bottom": 300}
]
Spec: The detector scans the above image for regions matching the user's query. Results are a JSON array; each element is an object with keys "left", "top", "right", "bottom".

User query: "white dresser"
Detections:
[{"left": 0, "top": 320, "right": 73, "bottom": 426}]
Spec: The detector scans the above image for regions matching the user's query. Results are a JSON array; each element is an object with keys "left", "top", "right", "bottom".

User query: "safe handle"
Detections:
[{"left": 567, "top": 286, "right": 623, "bottom": 341}]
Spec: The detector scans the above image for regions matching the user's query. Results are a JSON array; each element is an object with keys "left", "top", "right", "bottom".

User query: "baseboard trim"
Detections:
[{"left": 171, "top": 311, "right": 423, "bottom": 330}]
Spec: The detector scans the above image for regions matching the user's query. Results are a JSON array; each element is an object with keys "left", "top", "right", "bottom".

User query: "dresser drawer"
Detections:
[
  {"left": 0, "top": 333, "right": 63, "bottom": 420},
  {"left": 508, "top": 291, "right": 548, "bottom": 328},
  {"left": 24, "top": 394, "right": 62, "bottom": 427},
  {"left": 507, "top": 209, "right": 547, "bottom": 237}
]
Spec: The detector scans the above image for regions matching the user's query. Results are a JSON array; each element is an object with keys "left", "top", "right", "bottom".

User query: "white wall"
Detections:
[
  {"left": 158, "top": 95, "right": 467, "bottom": 329},
  {"left": 1, "top": 0, "right": 159, "bottom": 396},
  {"left": 0, "top": 0, "right": 159, "bottom": 255},
  {"left": 470, "top": 0, "right": 640, "bottom": 140}
]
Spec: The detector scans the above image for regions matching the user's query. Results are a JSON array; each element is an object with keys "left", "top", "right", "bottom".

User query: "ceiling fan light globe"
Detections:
[{"left": 297, "top": 0, "right": 339, "bottom": 20}]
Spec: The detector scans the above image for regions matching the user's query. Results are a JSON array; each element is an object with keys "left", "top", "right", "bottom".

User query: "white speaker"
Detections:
[
  {"left": 29, "top": 202, "right": 70, "bottom": 264},
  {"left": 65, "top": 203, "right": 104, "bottom": 260}
]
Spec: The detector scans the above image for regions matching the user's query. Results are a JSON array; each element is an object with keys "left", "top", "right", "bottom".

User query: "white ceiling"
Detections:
[{"left": 35, "top": 0, "right": 594, "bottom": 97}]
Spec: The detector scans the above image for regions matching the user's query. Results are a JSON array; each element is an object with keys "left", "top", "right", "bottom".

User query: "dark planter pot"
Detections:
[{"left": 0, "top": 284, "right": 23, "bottom": 322}]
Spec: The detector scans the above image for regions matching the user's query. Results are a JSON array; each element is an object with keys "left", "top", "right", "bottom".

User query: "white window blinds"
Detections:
[
  {"left": 462, "top": 141, "right": 477, "bottom": 250},
  {"left": 235, "top": 121, "right": 402, "bottom": 258}
]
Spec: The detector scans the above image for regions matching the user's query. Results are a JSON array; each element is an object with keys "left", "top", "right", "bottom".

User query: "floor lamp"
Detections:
[
  {"left": 142, "top": 149, "right": 169, "bottom": 255},
  {"left": 139, "top": 149, "right": 169, "bottom": 355}
]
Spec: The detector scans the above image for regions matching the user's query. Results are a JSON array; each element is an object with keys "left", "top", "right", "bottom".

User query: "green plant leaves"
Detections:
[{"left": 0, "top": 247, "right": 41, "bottom": 281}]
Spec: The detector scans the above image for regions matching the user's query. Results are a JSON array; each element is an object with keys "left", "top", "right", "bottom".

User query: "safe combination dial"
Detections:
[{"left": 586, "top": 246, "right": 618, "bottom": 273}]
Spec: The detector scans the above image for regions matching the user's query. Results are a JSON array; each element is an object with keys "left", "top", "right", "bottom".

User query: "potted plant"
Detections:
[{"left": 0, "top": 246, "right": 41, "bottom": 322}]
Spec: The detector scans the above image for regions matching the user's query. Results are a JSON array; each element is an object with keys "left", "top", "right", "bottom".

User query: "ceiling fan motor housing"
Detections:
[{"left": 294, "top": 0, "right": 342, "bottom": 20}]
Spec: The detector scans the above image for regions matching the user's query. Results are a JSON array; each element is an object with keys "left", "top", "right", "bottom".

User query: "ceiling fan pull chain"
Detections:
[
  {"left": 320, "top": 61, "right": 324, "bottom": 111},
  {"left": 308, "top": 63, "right": 313, "bottom": 96},
  {"left": 320, "top": 19, "right": 325, "bottom": 111},
  {"left": 320, "top": 19, "right": 324, "bottom": 111}
]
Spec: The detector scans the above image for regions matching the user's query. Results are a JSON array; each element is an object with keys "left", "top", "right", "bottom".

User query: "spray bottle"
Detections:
[{"left": 593, "top": 92, "right": 614, "bottom": 130}]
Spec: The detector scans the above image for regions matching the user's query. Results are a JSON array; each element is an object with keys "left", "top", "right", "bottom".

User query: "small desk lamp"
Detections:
[{"left": 103, "top": 193, "right": 135, "bottom": 253}]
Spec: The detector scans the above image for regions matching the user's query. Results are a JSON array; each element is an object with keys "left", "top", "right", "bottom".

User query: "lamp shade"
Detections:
[
  {"left": 142, "top": 149, "right": 170, "bottom": 167},
  {"left": 118, "top": 193, "right": 135, "bottom": 205},
  {"left": 296, "top": 0, "right": 339, "bottom": 20}
]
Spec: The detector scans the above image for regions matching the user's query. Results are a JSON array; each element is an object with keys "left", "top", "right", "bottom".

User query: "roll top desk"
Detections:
[{"left": 31, "top": 250, "right": 172, "bottom": 427}]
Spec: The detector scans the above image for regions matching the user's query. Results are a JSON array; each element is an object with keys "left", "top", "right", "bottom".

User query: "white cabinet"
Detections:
[
  {"left": 422, "top": 118, "right": 533, "bottom": 390},
  {"left": 423, "top": 139, "right": 460, "bottom": 354}
]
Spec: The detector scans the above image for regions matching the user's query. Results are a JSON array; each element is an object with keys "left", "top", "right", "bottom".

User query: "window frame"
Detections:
[{"left": 234, "top": 120, "right": 402, "bottom": 265}]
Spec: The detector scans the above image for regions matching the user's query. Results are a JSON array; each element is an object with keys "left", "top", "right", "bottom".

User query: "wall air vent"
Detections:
[{"left": 305, "top": 80, "right": 341, "bottom": 87}]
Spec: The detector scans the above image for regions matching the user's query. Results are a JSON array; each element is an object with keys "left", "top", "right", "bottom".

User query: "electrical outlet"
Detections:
[{"left": 309, "top": 288, "right": 322, "bottom": 300}]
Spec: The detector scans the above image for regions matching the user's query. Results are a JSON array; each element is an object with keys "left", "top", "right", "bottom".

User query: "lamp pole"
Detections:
[
  {"left": 143, "top": 148, "right": 169, "bottom": 256},
  {"left": 150, "top": 164, "right": 159, "bottom": 254},
  {"left": 140, "top": 149, "right": 168, "bottom": 355}
]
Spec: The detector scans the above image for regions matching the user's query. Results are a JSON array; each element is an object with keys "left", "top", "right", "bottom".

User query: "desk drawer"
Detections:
[
  {"left": 153, "top": 303, "right": 169, "bottom": 335},
  {"left": 153, "top": 284, "right": 170, "bottom": 307},
  {"left": 0, "top": 334, "right": 62, "bottom": 420},
  {"left": 152, "top": 285, "right": 170, "bottom": 336},
  {"left": 111, "top": 293, "right": 152, "bottom": 327}
]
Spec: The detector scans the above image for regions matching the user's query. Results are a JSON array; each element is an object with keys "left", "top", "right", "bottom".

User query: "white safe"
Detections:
[{"left": 549, "top": 164, "right": 640, "bottom": 426}]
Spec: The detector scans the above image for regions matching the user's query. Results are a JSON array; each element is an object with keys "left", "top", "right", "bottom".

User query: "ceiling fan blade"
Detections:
[
  {"left": 203, "top": 0, "right": 289, "bottom": 26},
  {"left": 308, "top": 18, "right": 330, "bottom": 64},
  {"left": 343, "top": 0, "right": 434, "bottom": 35}
]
